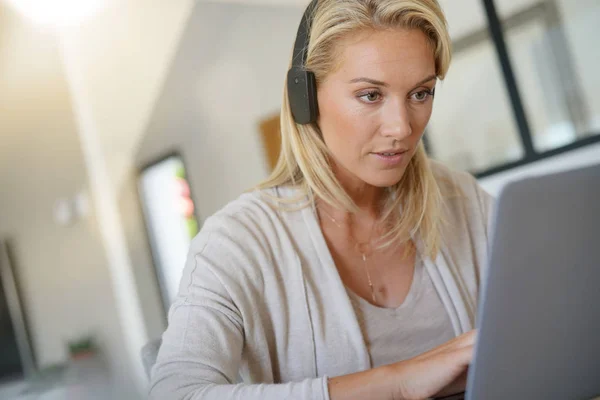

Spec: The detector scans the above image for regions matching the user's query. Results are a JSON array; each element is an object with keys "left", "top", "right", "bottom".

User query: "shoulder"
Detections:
[
  {"left": 429, "top": 159, "right": 479, "bottom": 197},
  {"left": 429, "top": 159, "right": 494, "bottom": 234},
  {"left": 430, "top": 159, "right": 492, "bottom": 205},
  {"left": 189, "top": 186, "right": 305, "bottom": 261},
  {"left": 179, "top": 186, "right": 307, "bottom": 298},
  {"left": 202, "top": 186, "right": 303, "bottom": 234}
]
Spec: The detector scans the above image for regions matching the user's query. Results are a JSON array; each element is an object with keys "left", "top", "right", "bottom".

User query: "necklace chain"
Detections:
[{"left": 318, "top": 206, "right": 378, "bottom": 304}]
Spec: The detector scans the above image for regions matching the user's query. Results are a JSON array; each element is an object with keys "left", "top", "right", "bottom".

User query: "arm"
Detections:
[
  {"left": 148, "top": 218, "right": 329, "bottom": 400},
  {"left": 149, "top": 287, "right": 329, "bottom": 399},
  {"left": 328, "top": 331, "right": 475, "bottom": 400}
]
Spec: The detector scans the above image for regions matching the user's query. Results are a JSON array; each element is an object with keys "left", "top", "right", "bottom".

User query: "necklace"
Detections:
[{"left": 318, "top": 206, "right": 378, "bottom": 304}]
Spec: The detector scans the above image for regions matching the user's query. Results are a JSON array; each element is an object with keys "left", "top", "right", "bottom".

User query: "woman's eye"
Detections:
[
  {"left": 358, "top": 91, "right": 382, "bottom": 103},
  {"left": 411, "top": 89, "right": 434, "bottom": 102}
]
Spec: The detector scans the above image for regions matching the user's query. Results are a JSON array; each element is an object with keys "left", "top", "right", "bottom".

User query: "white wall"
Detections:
[
  {"left": 0, "top": 5, "right": 136, "bottom": 397},
  {"left": 0, "top": 0, "right": 199, "bottom": 395},
  {"left": 136, "top": 2, "right": 305, "bottom": 218},
  {"left": 56, "top": 0, "right": 195, "bottom": 192},
  {"left": 56, "top": 0, "right": 200, "bottom": 388}
]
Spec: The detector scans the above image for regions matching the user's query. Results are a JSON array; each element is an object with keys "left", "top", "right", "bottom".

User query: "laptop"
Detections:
[{"left": 441, "top": 163, "right": 600, "bottom": 400}]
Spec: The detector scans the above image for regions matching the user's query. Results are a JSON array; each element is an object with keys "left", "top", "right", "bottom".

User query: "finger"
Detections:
[
  {"left": 411, "top": 330, "right": 476, "bottom": 361},
  {"left": 451, "top": 344, "right": 474, "bottom": 366},
  {"left": 457, "top": 329, "right": 477, "bottom": 342},
  {"left": 455, "top": 331, "right": 477, "bottom": 349},
  {"left": 449, "top": 330, "right": 477, "bottom": 350},
  {"left": 431, "top": 330, "right": 476, "bottom": 354}
]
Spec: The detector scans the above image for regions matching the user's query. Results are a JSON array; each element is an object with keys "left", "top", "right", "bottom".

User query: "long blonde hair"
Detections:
[{"left": 258, "top": 0, "right": 452, "bottom": 258}]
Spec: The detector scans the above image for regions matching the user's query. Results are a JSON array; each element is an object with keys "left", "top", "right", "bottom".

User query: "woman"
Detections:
[{"left": 149, "top": 0, "right": 493, "bottom": 399}]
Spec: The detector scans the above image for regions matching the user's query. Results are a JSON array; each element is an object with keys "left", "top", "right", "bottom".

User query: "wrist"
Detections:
[
  {"left": 327, "top": 363, "right": 410, "bottom": 400},
  {"left": 382, "top": 361, "right": 412, "bottom": 400}
]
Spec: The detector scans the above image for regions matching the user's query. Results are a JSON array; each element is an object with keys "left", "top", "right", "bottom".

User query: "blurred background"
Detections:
[{"left": 0, "top": 0, "right": 598, "bottom": 399}]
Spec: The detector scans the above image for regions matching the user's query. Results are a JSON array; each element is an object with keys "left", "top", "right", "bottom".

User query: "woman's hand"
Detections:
[
  {"left": 328, "top": 330, "right": 476, "bottom": 400},
  {"left": 390, "top": 330, "right": 476, "bottom": 400}
]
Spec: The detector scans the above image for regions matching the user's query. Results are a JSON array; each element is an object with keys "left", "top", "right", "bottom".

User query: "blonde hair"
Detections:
[{"left": 258, "top": 0, "right": 452, "bottom": 258}]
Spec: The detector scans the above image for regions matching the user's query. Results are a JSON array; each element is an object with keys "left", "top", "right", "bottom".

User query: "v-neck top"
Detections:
[{"left": 346, "top": 253, "right": 456, "bottom": 367}]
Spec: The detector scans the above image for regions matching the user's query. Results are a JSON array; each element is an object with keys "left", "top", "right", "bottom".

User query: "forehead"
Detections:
[{"left": 332, "top": 28, "right": 436, "bottom": 83}]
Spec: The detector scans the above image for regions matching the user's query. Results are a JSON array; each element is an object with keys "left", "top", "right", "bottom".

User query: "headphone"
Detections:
[{"left": 287, "top": 0, "right": 320, "bottom": 125}]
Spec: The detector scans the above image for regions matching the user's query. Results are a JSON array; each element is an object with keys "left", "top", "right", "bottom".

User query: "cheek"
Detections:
[
  {"left": 321, "top": 99, "right": 371, "bottom": 152},
  {"left": 408, "top": 104, "right": 434, "bottom": 134}
]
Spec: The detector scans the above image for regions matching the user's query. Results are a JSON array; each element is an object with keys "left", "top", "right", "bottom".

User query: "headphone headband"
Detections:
[
  {"left": 287, "top": 0, "right": 320, "bottom": 125},
  {"left": 291, "top": 0, "right": 319, "bottom": 68}
]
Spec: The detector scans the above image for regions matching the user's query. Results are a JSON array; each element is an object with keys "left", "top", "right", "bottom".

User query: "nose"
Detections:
[{"left": 380, "top": 97, "right": 412, "bottom": 140}]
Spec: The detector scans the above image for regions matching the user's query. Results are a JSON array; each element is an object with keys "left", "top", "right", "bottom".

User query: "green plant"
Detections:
[{"left": 67, "top": 336, "right": 96, "bottom": 357}]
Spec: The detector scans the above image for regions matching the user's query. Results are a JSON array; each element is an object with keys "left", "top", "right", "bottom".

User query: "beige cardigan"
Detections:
[{"left": 149, "top": 161, "right": 493, "bottom": 400}]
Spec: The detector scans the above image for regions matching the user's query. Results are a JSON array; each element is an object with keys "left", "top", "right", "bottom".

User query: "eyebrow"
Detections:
[
  {"left": 348, "top": 74, "right": 437, "bottom": 88},
  {"left": 348, "top": 77, "right": 389, "bottom": 86}
]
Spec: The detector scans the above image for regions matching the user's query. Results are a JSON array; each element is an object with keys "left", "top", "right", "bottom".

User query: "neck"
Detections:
[
  {"left": 330, "top": 162, "right": 384, "bottom": 218},
  {"left": 342, "top": 181, "right": 383, "bottom": 218}
]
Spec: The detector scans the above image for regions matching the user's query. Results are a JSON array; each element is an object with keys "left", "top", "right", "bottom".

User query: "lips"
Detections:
[
  {"left": 373, "top": 148, "right": 409, "bottom": 156},
  {"left": 370, "top": 148, "right": 410, "bottom": 167}
]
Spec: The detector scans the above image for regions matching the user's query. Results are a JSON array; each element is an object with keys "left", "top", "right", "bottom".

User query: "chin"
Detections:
[{"left": 364, "top": 168, "right": 408, "bottom": 188}]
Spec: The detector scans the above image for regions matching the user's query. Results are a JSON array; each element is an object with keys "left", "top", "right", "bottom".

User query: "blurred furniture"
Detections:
[{"left": 259, "top": 113, "right": 281, "bottom": 172}]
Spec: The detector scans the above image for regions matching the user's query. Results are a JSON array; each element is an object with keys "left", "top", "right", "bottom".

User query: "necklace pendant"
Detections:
[{"left": 355, "top": 242, "right": 372, "bottom": 256}]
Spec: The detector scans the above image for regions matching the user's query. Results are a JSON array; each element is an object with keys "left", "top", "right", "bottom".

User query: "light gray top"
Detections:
[
  {"left": 347, "top": 253, "right": 456, "bottom": 368},
  {"left": 148, "top": 160, "right": 494, "bottom": 400}
]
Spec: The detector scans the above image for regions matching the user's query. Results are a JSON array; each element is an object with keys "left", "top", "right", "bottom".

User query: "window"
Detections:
[{"left": 428, "top": 0, "right": 600, "bottom": 177}]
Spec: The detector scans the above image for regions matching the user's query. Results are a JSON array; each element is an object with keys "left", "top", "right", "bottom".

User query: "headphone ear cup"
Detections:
[{"left": 287, "top": 67, "right": 319, "bottom": 125}]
